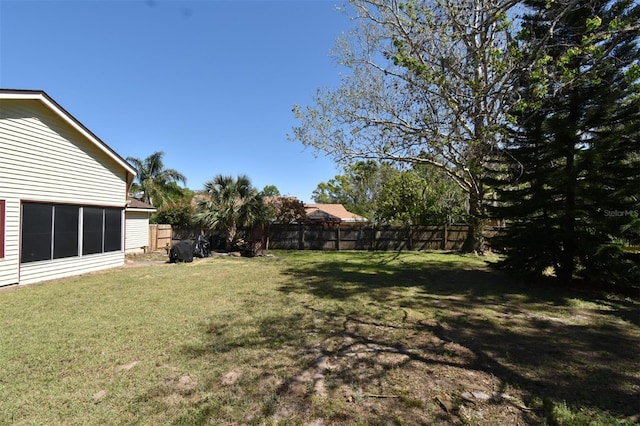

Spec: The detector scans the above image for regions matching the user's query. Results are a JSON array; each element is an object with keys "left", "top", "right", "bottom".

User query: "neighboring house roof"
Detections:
[
  {"left": 0, "top": 89, "right": 137, "bottom": 187},
  {"left": 126, "top": 198, "right": 157, "bottom": 212},
  {"left": 305, "top": 204, "right": 368, "bottom": 223}
]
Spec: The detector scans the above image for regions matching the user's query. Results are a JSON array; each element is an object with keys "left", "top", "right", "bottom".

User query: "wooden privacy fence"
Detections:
[
  {"left": 148, "top": 224, "right": 172, "bottom": 251},
  {"left": 149, "top": 226, "right": 215, "bottom": 250},
  {"left": 265, "top": 224, "right": 473, "bottom": 251},
  {"left": 149, "top": 223, "right": 504, "bottom": 252}
]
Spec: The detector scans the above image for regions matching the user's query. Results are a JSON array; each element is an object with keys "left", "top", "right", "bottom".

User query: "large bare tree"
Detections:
[{"left": 292, "top": 0, "right": 519, "bottom": 251}]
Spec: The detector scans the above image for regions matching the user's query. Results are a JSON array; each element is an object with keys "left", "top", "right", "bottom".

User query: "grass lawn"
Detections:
[{"left": 1, "top": 251, "right": 638, "bottom": 425}]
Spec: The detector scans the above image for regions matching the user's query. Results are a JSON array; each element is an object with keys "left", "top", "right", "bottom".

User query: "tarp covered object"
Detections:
[
  {"left": 193, "top": 235, "right": 211, "bottom": 258},
  {"left": 169, "top": 240, "right": 194, "bottom": 263}
]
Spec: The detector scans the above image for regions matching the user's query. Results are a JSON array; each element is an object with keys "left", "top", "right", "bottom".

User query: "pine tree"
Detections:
[{"left": 489, "top": 0, "right": 640, "bottom": 284}]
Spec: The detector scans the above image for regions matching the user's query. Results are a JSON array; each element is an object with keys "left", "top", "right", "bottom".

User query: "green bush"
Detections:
[{"left": 152, "top": 203, "right": 195, "bottom": 228}]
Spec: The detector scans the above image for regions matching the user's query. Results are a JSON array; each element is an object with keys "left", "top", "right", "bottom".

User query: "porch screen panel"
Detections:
[
  {"left": 83, "top": 207, "right": 103, "bottom": 255},
  {"left": 104, "top": 208, "right": 122, "bottom": 252},
  {"left": 21, "top": 203, "right": 53, "bottom": 263},
  {"left": 53, "top": 205, "right": 79, "bottom": 259}
]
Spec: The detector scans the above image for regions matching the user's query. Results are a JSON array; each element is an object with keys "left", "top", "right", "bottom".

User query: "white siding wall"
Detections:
[
  {"left": 0, "top": 99, "right": 128, "bottom": 286},
  {"left": 19, "top": 252, "right": 124, "bottom": 286},
  {"left": 0, "top": 197, "right": 20, "bottom": 285},
  {"left": 125, "top": 211, "right": 150, "bottom": 254}
]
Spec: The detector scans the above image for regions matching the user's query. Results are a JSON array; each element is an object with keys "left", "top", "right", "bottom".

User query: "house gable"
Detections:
[
  {"left": 0, "top": 89, "right": 137, "bottom": 286},
  {"left": 0, "top": 89, "right": 136, "bottom": 186}
]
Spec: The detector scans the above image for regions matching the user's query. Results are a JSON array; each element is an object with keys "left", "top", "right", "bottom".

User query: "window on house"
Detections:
[
  {"left": 21, "top": 203, "right": 123, "bottom": 263},
  {"left": 53, "top": 205, "right": 79, "bottom": 259},
  {"left": 21, "top": 203, "right": 54, "bottom": 263},
  {"left": 82, "top": 207, "right": 104, "bottom": 255},
  {"left": 0, "top": 200, "right": 5, "bottom": 259},
  {"left": 104, "top": 208, "right": 122, "bottom": 252},
  {"left": 82, "top": 207, "right": 122, "bottom": 254}
]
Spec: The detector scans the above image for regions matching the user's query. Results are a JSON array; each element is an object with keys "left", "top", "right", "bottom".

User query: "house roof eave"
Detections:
[{"left": 126, "top": 207, "right": 157, "bottom": 213}]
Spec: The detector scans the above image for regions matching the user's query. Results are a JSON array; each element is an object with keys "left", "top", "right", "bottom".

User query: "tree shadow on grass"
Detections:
[
  {"left": 279, "top": 251, "right": 639, "bottom": 324},
  {"left": 275, "top": 252, "right": 640, "bottom": 421},
  {"left": 175, "top": 252, "right": 638, "bottom": 423}
]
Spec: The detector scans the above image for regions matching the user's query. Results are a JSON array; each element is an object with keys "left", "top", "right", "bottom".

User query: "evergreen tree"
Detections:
[{"left": 490, "top": 0, "right": 640, "bottom": 284}]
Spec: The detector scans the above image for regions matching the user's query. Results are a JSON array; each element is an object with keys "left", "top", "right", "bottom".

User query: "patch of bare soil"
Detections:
[
  {"left": 267, "top": 261, "right": 640, "bottom": 425},
  {"left": 125, "top": 250, "right": 170, "bottom": 266},
  {"left": 145, "top": 365, "right": 203, "bottom": 408},
  {"left": 271, "top": 315, "right": 533, "bottom": 425}
]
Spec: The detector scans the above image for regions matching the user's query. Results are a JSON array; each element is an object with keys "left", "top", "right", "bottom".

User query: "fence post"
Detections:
[
  {"left": 336, "top": 225, "right": 341, "bottom": 251},
  {"left": 372, "top": 226, "right": 376, "bottom": 250},
  {"left": 265, "top": 224, "right": 270, "bottom": 250},
  {"left": 149, "top": 224, "right": 157, "bottom": 250},
  {"left": 370, "top": 226, "right": 374, "bottom": 250},
  {"left": 441, "top": 223, "right": 448, "bottom": 250},
  {"left": 298, "top": 223, "right": 304, "bottom": 250}
]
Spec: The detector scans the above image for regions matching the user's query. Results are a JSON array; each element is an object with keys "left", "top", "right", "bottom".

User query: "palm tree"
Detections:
[
  {"left": 126, "top": 151, "right": 187, "bottom": 207},
  {"left": 195, "top": 174, "right": 267, "bottom": 250}
]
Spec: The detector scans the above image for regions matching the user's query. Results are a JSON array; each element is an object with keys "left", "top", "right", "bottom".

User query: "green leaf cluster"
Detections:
[
  {"left": 194, "top": 175, "right": 268, "bottom": 249},
  {"left": 152, "top": 203, "right": 194, "bottom": 228},
  {"left": 127, "top": 151, "right": 188, "bottom": 208},
  {"left": 313, "top": 161, "right": 467, "bottom": 226}
]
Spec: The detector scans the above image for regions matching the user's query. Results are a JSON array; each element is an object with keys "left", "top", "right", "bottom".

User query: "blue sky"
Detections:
[{"left": 1, "top": 0, "right": 351, "bottom": 202}]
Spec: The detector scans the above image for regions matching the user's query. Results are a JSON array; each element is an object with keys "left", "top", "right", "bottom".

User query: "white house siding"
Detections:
[
  {"left": 18, "top": 251, "right": 124, "bottom": 286},
  {"left": 0, "top": 100, "right": 128, "bottom": 205},
  {"left": 0, "top": 97, "right": 130, "bottom": 286},
  {"left": 0, "top": 196, "right": 20, "bottom": 286},
  {"left": 125, "top": 211, "right": 150, "bottom": 254}
]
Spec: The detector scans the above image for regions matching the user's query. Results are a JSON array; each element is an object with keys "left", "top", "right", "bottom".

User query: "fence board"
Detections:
[{"left": 148, "top": 224, "right": 172, "bottom": 251}]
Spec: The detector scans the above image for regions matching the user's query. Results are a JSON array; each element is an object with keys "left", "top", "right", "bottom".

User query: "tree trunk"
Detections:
[
  {"left": 226, "top": 222, "right": 237, "bottom": 251},
  {"left": 461, "top": 183, "right": 486, "bottom": 254},
  {"left": 556, "top": 92, "right": 580, "bottom": 284},
  {"left": 462, "top": 216, "right": 486, "bottom": 254},
  {"left": 557, "top": 141, "right": 577, "bottom": 284}
]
